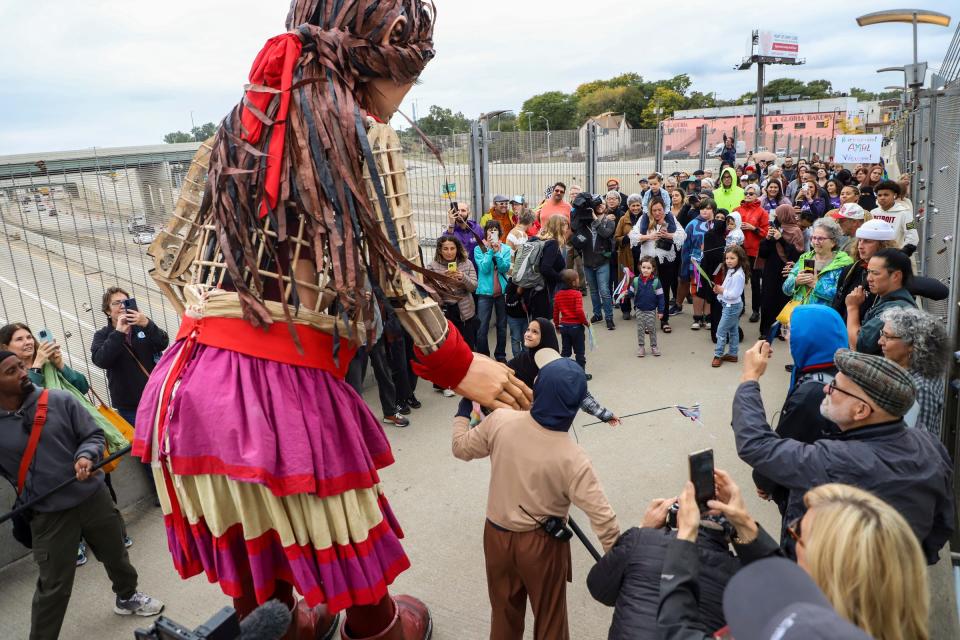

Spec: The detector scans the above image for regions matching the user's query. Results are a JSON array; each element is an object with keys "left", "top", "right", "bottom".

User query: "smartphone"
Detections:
[
  {"left": 447, "top": 262, "right": 457, "bottom": 272},
  {"left": 802, "top": 259, "right": 815, "bottom": 272},
  {"left": 688, "top": 449, "right": 715, "bottom": 513},
  {"left": 37, "top": 329, "right": 54, "bottom": 343},
  {"left": 488, "top": 229, "right": 499, "bottom": 243},
  {"left": 122, "top": 297, "right": 139, "bottom": 312},
  {"left": 766, "top": 321, "right": 782, "bottom": 344}
]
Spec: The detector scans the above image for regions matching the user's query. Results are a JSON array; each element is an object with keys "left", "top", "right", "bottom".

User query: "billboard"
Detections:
[{"left": 758, "top": 31, "right": 799, "bottom": 59}]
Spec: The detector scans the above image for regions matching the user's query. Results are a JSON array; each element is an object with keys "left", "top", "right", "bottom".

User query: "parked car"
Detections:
[
  {"left": 133, "top": 230, "right": 157, "bottom": 245},
  {"left": 664, "top": 149, "right": 691, "bottom": 160}
]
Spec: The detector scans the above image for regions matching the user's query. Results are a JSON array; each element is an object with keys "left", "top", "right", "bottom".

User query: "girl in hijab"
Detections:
[
  {"left": 757, "top": 204, "right": 806, "bottom": 338},
  {"left": 508, "top": 318, "right": 618, "bottom": 424}
]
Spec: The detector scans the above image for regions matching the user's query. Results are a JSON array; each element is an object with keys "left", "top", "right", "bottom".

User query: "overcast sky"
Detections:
[{"left": 1, "top": 1, "right": 956, "bottom": 154}]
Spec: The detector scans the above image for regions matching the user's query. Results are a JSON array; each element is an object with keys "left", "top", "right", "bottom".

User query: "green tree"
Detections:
[
  {"left": 191, "top": 122, "right": 218, "bottom": 140},
  {"left": 415, "top": 105, "right": 472, "bottom": 136},
  {"left": 519, "top": 91, "right": 579, "bottom": 130},
  {"left": 639, "top": 86, "right": 687, "bottom": 128},
  {"left": 805, "top": 79, "right": 833, "bottom": 99},
  {"left": 576, "top": 86, "right": 629, "bottom": 123},
  {"left": 163, "top": 131, "right": 194, "bottom": 143},
  {"left": 574, "top": 72, "right": 644, "bottom": 101}
]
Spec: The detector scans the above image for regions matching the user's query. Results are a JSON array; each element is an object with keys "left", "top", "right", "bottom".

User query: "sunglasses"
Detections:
[{"left": 825, "top": 380, "right": 872, "bottom": 407}]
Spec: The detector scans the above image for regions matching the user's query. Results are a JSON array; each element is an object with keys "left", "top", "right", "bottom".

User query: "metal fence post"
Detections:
[
  {"left": 920, "top": 97, "right": 937, "bottom": 278},
  {"left": 585, "top": 123, "right": 598, "bottom": 194},
  {"left": 698, "top": 125, "right": 708, "bottom": 172},
  {"left": 772, "top": 130, "right": 779, "bottom": 157},
  {"left": 469, "top": 120, "right": 485, "bottom": 219},
  {"left": 655, "top": 123, "right": 664, "bottom": 174}
]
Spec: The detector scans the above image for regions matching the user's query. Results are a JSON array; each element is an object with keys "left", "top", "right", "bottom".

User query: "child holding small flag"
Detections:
[{"left": 633, "top": 256, "right": 666, "bottom": 357}]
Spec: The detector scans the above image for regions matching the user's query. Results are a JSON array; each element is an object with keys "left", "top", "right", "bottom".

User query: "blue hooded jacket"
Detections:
[
  {"left": 531, "top": 358, "right": 588, "bottom": 432},
  {"left": 788, "top": 304, "right": 847, "bottom": 388}
]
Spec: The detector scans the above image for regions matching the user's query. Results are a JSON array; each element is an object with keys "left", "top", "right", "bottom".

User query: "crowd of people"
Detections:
[
  {"left": 0, "top": 149, "right": 956, "bottom": 640},
  {"left": 435, "top": 149, "right": 955, "bottom": 640}
]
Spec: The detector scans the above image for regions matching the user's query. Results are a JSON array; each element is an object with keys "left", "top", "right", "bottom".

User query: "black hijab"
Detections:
[{"left": 507, "top": 317, "right": 559, "bottom": 388}]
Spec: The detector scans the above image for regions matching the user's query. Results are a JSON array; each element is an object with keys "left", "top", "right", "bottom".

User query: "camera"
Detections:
[
  {"left": 135, "top": 608, "right": 239, "bottom": 640},
  {"left": 571, "top": 191, "right": 603, "bottom": 213}
]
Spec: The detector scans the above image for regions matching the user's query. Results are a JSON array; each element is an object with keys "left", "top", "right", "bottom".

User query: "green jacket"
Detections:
[
  {"left": 712, "top": 167, "right": 745, "bottom": 213},
  {"left": 856, "top": 287, "right": 917, "bottom": 355},
  {"left": 783, "top": 250, "right": 855, "bottom": 306}
]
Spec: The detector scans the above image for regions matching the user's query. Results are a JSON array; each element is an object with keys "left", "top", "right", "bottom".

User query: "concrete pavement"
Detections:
[{"left": 0, "top": 311, "right": 955, "bottom": 638}]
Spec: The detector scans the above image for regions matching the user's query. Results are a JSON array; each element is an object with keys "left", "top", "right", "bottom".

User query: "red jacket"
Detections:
[
  {"left": 553, "top": 289, "right": 588, "bottom": 326},
  {"left": 735, "top": 199, "right": 769, "bottom": 258}
]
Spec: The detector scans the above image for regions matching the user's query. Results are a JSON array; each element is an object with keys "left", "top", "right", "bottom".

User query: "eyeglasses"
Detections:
[
  {"left": 825, "top": 380, "right": 872, "bottom": 407},
  {"left": 880, "top": 330, "right": 902, "bottom": 341},
  {"left": 554, "top": 189, "right": 565, "bottom": 195},
  {"left": 109, "top": 300, "right": 127, "bottom": 308},
  {"left": 809, "top": 236, "right": 831, "bottom": 243},
  {"left": 786, "top": 516, "right": 805, "bottom": 547}
]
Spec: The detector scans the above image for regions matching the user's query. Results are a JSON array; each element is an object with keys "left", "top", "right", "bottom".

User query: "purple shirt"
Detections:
[{"left": 445, "top": 220, "right": 484, "bottom": 267}]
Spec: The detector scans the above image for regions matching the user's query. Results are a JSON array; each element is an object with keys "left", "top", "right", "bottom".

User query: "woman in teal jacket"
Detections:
[
  {"left": 782, "top": 218, "right": 853, "bottom": 306},
  {"left": 0, "top": 322, "right": 89, "bottom": 393},
  {"left": 473, "top": 220, "right": 513, "bottom": 361}
]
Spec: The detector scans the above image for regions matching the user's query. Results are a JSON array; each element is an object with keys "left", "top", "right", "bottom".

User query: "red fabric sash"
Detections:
[
  {"left": 175, "top": 316, "right": 355, "bottom": 378},
  {"left": 17, "top": 389, "right": 49, "bottom": 494},
  {"left": 241, "top": 32, "right": 303, "bottom": 219}
]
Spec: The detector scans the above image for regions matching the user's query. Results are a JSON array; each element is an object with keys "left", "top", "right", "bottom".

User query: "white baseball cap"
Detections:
[
  {"left": 835, "top": 203, "right": 865, "bottom": 220},
  {"left": 856, "top": 219, "right": 895, "bottom": 241}
]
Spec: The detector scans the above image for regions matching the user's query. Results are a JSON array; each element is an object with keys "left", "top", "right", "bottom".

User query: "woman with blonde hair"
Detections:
[
  {"left": 792, "top": 483, "right": 929, "bottom": 640},
  {"left": 522, "top": 213, "right": 570, "bottom": 319}
]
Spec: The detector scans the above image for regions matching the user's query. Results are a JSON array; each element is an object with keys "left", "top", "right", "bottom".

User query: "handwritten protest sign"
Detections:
[{"left": 834, "top": 134, "right": 883, "bottom": 164}]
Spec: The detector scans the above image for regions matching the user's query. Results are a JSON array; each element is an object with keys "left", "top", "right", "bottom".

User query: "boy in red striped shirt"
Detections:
[{"left": 553, "top": 269, "right": 592, "bottom": 380}]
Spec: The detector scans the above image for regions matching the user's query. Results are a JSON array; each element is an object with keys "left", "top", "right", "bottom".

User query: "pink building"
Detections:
[{"left": 662, "top": 111, "right": 845, "bottom": 156}]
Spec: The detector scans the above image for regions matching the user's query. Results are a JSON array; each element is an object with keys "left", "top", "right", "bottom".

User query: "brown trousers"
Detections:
[{"left": 483, "top": 520, "right": 572, "bottom": 640}]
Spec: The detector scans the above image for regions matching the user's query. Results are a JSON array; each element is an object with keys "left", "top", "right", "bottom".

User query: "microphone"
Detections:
[{"left": 239, "top": 600, "right": 292, "bottom": 640}]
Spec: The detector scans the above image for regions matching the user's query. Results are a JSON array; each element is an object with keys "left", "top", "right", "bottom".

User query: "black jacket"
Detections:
[
  {"left": 571, "top": 210, "right": 615, "bottom": 268},
  {"left": 733, "top": 380, "right": 955, "bottom": 565},
  {"left": 587, "top": 527, "right": 739, "bottom": 640},
  {"left": 830, "top": 261, "right": 873, "bottom": 322},
  {"left": 752, "top": 367, "right": 840, "bottom": 555},
  {"left": 91, "top": 320, "right": 169, "bottom": 410},
  {"left": 657, "top": 526, "right": 781, "bottom": 639}
]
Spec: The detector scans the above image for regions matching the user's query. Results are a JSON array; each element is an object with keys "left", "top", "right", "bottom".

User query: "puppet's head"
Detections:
[{"left": 286, "top": 0, "right": 435, "bottom": 120}]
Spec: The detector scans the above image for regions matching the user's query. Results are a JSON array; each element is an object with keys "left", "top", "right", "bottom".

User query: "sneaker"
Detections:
[
  {"left": 396, "top": 403, "right": 411, "bottom": 416},
  {"left": 442, "top": 389, "right": 455, "bottom": 398},
  {"left": 722, "top": 354, "right": 739, "bottom": 363},
  {"left": 76, "top": 542, "right": 88, "bottom": 567},
  {"left": 668, "top": 304, "right": 683, "bottom": 316},
  {"left": 651, "top": 346, "right": 661, "bottom": 357},
  {"left": 784, "top": 364, "right": 794, "bottom": 372},
  {"left": 406, "top": 395, "right": 422, "bottom": 409},
  {"left": 704, "top": 321, "right": 712, "bottom": 330},
  {"left": 114, "top": 591, "right": 164, "bottom": 617},
  {"left": 622, "top": 310, "right": 631, "bottom": 320},
  {"left": 749, "top": 311, "right": 760, "bottom": 323},
  {"left": 606, "top": 319, "right": 616, "bottom": 331},
  {"left": 123, "top": 536, "right": 134, "bottom": 548},
  {"left": 382, "top": 414, "right": 410, "bottom": 427},
  {"left": 590, "top": 313, "right": 602, "bottom": 324},
  {"left": 691, "top": 318, "right": 701, "bottom": 330},
  {"left": 636, "top": 346, "right": 646, "bottom": 358},
  {"left": 585, "top": 373, "right": 593, "bottom": 381},
  {"left": 711, "top": 356, "right": 722, "bottom": 368}
]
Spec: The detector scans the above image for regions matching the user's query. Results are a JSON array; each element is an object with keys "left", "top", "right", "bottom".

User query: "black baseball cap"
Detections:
[
  {"left": 723, "top": 558, "right": 872, "bottom": 640},
  {"left": 693, "top": 169, "right": 705, "bottom": 177}
]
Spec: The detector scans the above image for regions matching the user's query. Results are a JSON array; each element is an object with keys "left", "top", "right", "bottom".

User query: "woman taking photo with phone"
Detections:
[
  {"left": 0, "top": 322, "right": 89, "bottom": 393},
  {"left": 782, "top": 217, "right": 852, "bottom": 310}
]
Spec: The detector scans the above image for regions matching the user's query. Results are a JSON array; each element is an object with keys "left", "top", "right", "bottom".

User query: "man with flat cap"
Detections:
[
  {"left": 451, "top": 349, "right": 620, "bottom": 640},
  {"left": 731, "top": 342, "right": 954, "bottom": 564}
]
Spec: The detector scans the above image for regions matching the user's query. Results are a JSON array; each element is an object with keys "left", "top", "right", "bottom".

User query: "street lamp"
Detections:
[
  {"left": 857, "top": 10, "right": 951, "bottom": 91},
  {"left": 538, "top": 115, "right": 551, "bottom": 158}
]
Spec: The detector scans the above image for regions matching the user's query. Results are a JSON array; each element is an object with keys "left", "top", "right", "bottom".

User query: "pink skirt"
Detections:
[{"left": 135, "top": 339, "right": 409, "bottom": 611}]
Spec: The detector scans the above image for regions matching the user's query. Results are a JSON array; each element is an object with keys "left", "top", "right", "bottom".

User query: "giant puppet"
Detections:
[{"left": 137, "top": 2, "right": 531, "bottom": 638}]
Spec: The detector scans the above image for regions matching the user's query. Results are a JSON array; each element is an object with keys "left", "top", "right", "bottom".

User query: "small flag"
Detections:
[{"left": 676, "top": 403, "right": 703, "bottom": 425}]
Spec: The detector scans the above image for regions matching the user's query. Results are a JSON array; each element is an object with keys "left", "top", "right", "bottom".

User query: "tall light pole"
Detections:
[
  {"left": 857, "top": 10, "right": 951, "bottom": 102},
  {"left": 539, "top": 115, "right": 551, "bottom": 159}
]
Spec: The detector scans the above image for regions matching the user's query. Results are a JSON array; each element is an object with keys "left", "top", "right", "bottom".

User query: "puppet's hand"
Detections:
[{"left": 454, "top": 355, "right": 532, "bottom": 410}]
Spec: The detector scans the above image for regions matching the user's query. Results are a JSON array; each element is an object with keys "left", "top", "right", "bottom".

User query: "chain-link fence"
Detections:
[{"left": 0, "top": 147, "right": 196, "bottom": 403}]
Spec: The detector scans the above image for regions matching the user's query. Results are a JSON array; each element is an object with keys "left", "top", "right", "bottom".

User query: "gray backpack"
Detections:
[{"left": 510, "top": 240, "right": 546, "bottom": 291}]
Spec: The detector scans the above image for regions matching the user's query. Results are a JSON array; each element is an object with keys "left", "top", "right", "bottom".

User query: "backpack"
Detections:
[{"left": 510, "top": 239, "right": 545, "bottom": 291}]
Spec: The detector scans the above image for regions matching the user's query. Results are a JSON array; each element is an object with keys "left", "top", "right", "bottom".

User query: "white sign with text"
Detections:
[{"left": 834, "top": 134, "right": 883, "bottom": 164}]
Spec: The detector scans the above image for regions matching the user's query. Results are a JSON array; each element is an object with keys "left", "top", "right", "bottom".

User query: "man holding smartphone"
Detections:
[{"left": 91, "top": 287, "right": 169, "bottom": 501}]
